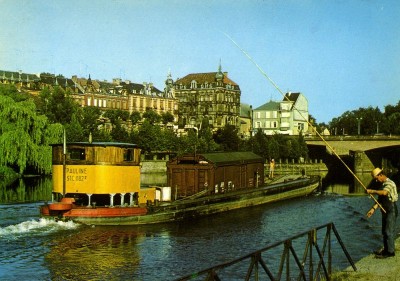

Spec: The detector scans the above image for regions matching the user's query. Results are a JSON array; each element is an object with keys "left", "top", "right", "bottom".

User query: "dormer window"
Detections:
[{"left": 191, "top": 80, "right": 197, "bottom": 89}]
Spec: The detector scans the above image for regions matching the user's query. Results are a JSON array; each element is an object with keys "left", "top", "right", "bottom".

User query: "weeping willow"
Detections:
[{"left": 0, "top": 95, "right": 63, "bottom": 175}]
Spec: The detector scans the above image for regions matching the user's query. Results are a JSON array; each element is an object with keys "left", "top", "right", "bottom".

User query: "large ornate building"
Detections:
[{"left": 167, "top": 64, "right": 241, "bottom": 131}]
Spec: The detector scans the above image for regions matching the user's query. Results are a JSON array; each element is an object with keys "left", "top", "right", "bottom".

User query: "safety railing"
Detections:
[{"left": 176, "top": 222, "right": 356, "bottom": 281}]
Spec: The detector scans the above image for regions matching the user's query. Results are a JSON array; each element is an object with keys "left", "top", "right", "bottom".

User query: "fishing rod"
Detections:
[{"left": 223, "top": 32, "right": 385, "bottom": 213}]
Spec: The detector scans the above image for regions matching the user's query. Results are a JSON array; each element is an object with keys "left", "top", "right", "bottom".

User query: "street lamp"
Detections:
[
  {"left": 356, "top": 117, "right": 362, "bottom": 136},
  {"left": 375, "top": 121, "right": 380, "bottom": 134}
]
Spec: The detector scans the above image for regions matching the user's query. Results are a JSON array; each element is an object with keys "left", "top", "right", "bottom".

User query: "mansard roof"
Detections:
[
  {"left": 40, "top": 73, "right": 76, "bottom": 88},
  {"left": 120, "top": 81, "right": 163, "bottom": 95},
  {"left": 175, "top": 72, "right": 240, "bottom": 89},
  {"left": 254, "top": 100, "right": 280, "bottom": 111},
  {"left": 1, "top": 70, "right": 40, "bottom": 82},
  {"left": 283, "top": 92, "right": 300, "bottom": 102}
]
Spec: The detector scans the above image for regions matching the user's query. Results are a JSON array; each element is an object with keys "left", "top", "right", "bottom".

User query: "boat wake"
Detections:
[{"left": 0, "top": 218, "right": 79, "bottom": 238}]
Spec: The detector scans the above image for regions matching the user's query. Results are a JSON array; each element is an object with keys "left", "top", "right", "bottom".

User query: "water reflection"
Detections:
[
  {"left": 325, "top": 172, "right": 379, "bottom": 195},
  {"left": 0, "top": 176, "right": 52, "bottom": 203},
  {"left": 46, "top": 226, "right": 144, "bottom": 280}
]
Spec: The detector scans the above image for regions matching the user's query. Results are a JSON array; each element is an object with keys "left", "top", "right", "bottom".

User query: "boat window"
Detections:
[
  {"left": 124, "top": 149, "right": 134, "bottom": 161},
  {"left": 69, "top": 148, "right": 86, "bottom": 160}
]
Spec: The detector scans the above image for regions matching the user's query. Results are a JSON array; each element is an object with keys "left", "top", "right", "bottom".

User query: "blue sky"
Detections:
[{"left": 1, "top": 0, "right": 399, "bottom": 123}]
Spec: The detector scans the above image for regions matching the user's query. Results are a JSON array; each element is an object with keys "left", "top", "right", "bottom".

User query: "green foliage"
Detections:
[
  {"left": 198, "top": 127, "right": 219, "bottom": 153},
  {"left": 0, "top": 166, "right": 19, "bottom": 187},
  {"left": 161, "top": 111, "right": 174, "bottom": 125},
  {"left": 214, "top": 124, "right": 240, "bottom": 151},
  {"left": 137, "top": 121, "right": 162, "bottom": 153},
  {"left": 111, "top": 123, "right": 130, "bottom": 142},
  {"left": 81, "top": 106, "right": 102, "bottom": 135},
  {"left": 0, "top": 93, "right": 63, "bottom": 174},
  {"left": 326, "top": 101, "right": 400, "bottom": 136},
  {"left": 103, "top": 109, "right": 129, "bottom": 124},
  {"left": 65, "top": 113, "right": 85, "bottom": 142},
  {"left": 0, "top": 84, "right": 30, "bottom": 102},
  {"left": 130, "top": 111, "right": 142, "bottom": 125},
  {"left": 40, "top": 86, "right": 79, "bottom": 124},
  {"left": 143, "top": 109, "right": 161, "bottom": 124}
]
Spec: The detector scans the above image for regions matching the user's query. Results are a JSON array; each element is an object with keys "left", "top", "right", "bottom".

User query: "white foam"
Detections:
[{"left": 0, "top": 218, "right": 79, "bottom": 237}]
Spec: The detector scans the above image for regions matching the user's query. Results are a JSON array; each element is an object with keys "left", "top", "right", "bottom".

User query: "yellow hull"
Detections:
[{"left": 53, "top": 165, "right": 140, "bottom": 194}]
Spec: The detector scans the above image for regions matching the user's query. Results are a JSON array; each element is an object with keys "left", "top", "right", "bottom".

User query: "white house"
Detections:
[{"left": 252, "top": 92, "right": 309, "bottom": 135}]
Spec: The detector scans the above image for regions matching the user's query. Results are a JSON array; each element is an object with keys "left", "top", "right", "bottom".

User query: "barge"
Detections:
[{"left": 40, "top": 142, "right": 319, "bottom": 225}]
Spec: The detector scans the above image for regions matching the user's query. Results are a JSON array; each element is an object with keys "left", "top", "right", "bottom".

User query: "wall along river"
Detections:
[{"left": 1, "top": 174, "right": 399, "bottom": 281}]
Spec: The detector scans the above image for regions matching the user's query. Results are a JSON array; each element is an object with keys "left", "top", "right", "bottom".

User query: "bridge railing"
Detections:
[{"left": 176, "top": 222, "right": 356, "bottom": 281}]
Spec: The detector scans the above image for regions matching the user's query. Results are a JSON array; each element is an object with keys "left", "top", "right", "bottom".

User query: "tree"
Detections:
[
  {"left": 137, "top": 120, "right": 162, "bottom": 153},
  {"left": 198, "top": 127, "right": 219, "bottom": 153},
  {"left": 161, "top": 112, "right": 174, "bottom": 125},
  {"left": 103, "top": 109, "right": 129, "bottom": 125},
  {"left": 143, "top": 110, "right": 161, "bottom": 124},
  {"left": 111, "top": 122, "right": 130, "bottom": 142},
  {"left": 214, "top": 125, "right": 240, "bottom": 151},
  {"left": 65, "top": 113, "right": 85, "bottom": 142},
  {"left": 130, "top": 111, "right": 142, "bottom": 126},
  {"left": 0, "top": 84, "right": 30, "bottom": 102},
  {"left": 0, "top": 91, "right": 63, "bottom": 175},
  {"left": 80, "top": 106, "right": 102, "bottom": 137},
  {"left": 42, "top": 87, "right": 79, "bottom": 124}
]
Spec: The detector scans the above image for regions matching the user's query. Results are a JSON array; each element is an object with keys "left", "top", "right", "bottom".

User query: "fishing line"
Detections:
[{"left": 223, "top": 32, "right": 385, "bottom": 213}]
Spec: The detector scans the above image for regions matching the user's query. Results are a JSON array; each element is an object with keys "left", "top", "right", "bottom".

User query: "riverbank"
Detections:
[
  {"left": 265, "top": 160, "right": 328, "bottom": 176},
  {"left": 333, "top": 236, "right": 400, "bottom": 281}
]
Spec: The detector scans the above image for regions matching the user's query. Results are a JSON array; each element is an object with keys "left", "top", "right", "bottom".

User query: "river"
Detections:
[{"left": 0, "top": 173, "right": 399, "bottom": 281}]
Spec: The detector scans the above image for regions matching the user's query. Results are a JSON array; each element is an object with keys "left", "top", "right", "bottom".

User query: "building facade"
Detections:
[
  {"left": 252, "top": 92, "right": 309, "bottom": 135},
  {"left": 0, "top": 70, "right": 179, "bottom": 121},
  {"left": 168, "top": 65, "right": 241, "bottom": 131}
]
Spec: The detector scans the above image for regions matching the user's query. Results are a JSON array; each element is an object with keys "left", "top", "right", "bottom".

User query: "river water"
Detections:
[{"left": 0, "top": 174, "right": 399, "bottom": 281}]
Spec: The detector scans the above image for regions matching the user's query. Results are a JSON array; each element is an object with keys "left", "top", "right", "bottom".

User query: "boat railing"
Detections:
[{"left": 175, "top": 222, "right": 356, "bottom": 281}]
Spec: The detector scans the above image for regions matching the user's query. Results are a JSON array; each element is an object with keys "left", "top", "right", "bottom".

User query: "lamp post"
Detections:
[
  {"left": 375, "top": 121, "right": 380, "bottom": 134},
  {"left": 356, "top": 117, "right": 362, "bottom": 136}
]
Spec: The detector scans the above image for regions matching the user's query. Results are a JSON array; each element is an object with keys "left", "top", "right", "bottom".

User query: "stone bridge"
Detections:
[{"left": 306, "top": 136, "right": 400, "bottom": 173}]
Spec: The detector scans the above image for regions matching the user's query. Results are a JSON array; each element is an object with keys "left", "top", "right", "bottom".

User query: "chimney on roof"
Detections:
[
  {"left": 113, "top": 78, "right": 121, "bottom": 85},
  {"left": 125, "top": 80, "right": 131, "bottom": 84}
]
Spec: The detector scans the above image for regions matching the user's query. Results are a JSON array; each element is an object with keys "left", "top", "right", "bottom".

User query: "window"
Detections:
[
  {"left": 123, "top": 149, "right": 134, "bottom": 161},
  {"left": 191, "top": 80, "right": 197, "bottom": 89},
  {"left": 69, "top": 148, "right": 85, "bottom": 160}
]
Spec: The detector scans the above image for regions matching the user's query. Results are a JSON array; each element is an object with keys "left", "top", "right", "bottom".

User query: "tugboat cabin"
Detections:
[
  {"left": 51, "top": 142, "right": 141, "bottom": 206},
  {"left": 167, "top": 152, "right": 264, "bottom": 199}
]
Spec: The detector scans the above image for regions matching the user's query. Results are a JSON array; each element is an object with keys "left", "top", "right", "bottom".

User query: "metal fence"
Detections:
[{"left": 176, "top": 222, "right": 356, "bottom": 281}]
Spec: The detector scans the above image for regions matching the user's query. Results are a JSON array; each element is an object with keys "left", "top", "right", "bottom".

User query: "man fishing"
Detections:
[{"left": 366, "top": 168, "right": 398, "bottom": 258}]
